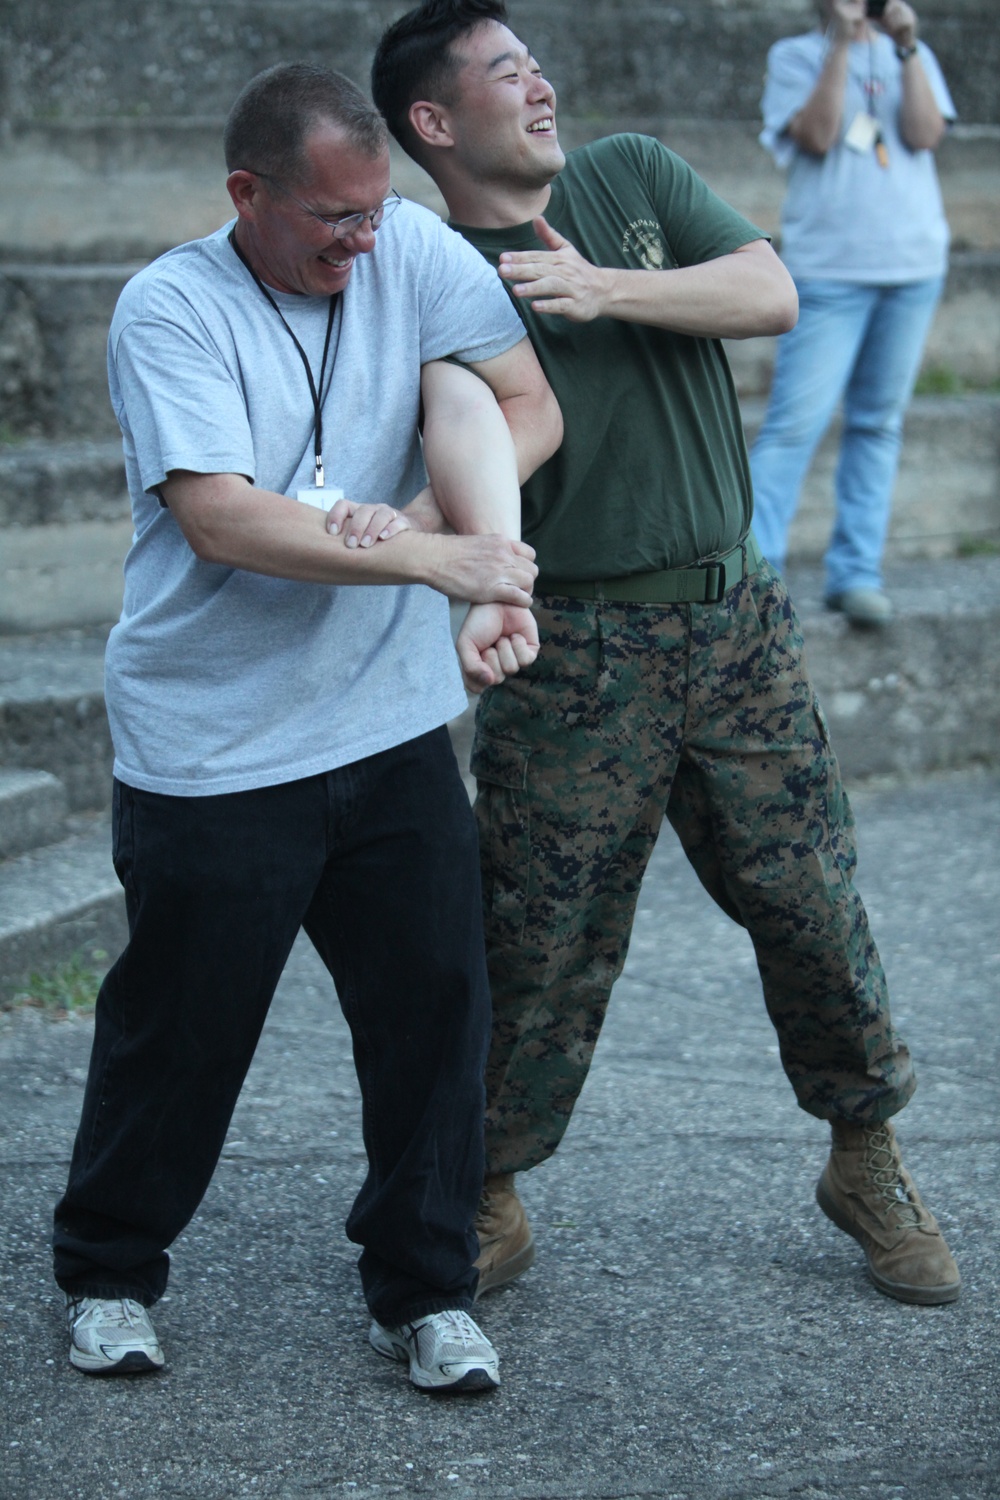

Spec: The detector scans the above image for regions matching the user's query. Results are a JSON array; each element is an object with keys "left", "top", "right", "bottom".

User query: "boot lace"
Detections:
[{"left": 863, "top": 1124, "right": 922, "bottom": 1230}]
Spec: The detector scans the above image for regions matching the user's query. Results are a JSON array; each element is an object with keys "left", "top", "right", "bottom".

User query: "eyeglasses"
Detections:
[{"left": 252, "top": 174, "right": 402, "bottom": 240}]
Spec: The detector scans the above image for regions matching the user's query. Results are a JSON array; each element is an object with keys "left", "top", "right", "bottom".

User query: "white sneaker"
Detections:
[
  {"left": 369, "top": 1308, "right": 499, "bottom": 1392},
  {"left": 67, "top": 1296, "right": 165, "bottom": 1375}
]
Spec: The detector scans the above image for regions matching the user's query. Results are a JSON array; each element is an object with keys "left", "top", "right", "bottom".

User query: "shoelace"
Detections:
[
  {"left": 424, "top": 1309, "right": 484, "bottom": 1349},
  {"left": 70, "top": 1297, "right": 145, "bottom": 1329},
  {"left": 474, "top": 1188, "right": 501, "bottom": 1229},
  {"left": 863, "top": 1125, "right": 923, "bottom": 1230}
]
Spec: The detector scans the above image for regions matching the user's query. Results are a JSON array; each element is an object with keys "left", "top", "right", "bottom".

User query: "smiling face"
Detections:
[
  {"left": 445, "top": 22, "right": 565, "bottom": 193},
  {"left": 231, "top": 119, "right": 392, "bottom": 296}
]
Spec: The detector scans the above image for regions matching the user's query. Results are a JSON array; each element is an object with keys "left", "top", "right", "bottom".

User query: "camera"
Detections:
[{"left": 866, "top": 1, "right": 888, "bottom": 15}]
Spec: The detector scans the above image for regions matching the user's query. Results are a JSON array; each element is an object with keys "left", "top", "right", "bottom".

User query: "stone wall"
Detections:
[{"left": 0, "top": 0, "right": 996, "bottom": 126}]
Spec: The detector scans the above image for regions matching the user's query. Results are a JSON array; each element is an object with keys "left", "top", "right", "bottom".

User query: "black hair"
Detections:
[
  {"left": 224, "top": 62, "right": 388, "bottom": 183},
  {"left": 371, "top": 0, "right": 508, "bottom": 158}
]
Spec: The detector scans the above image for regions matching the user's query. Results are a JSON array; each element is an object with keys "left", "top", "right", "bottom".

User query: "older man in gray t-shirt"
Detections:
[{"left": 52, "top": 62, "right": 560, "bottom": 1394}]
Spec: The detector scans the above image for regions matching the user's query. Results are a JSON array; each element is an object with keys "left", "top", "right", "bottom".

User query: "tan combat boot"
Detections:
[
  {"left": 816, "top": 1119, "right": 960, "bottom": 1305},
  {"left": 473, "top": 1173, "right": 536, "bottom": 1298}
]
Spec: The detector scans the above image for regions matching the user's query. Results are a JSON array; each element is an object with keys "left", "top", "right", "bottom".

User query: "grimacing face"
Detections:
[
  {"left": 236, "top": 121, "right": 391, "bottom": 296},
  {"left": 444, "top": 21, "right": 565, "bottom": 190}
]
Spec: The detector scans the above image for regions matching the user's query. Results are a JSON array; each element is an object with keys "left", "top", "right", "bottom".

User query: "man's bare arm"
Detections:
[
  {"left": 159, "top": 471, "right": 536, "bottom": 604},
  {"left": 326, "top": 337, "right": 561, "bottom": 546},
  {"left": 465, "top": 336, "right": 563, "bottom": 485},
  {"left": 787, "top": 0, "right": 858, "bottom": 155},
  {"left": 790, "top": 0, "right": 945, "bottom": 155},
  {"left": 499, "top": 220, "right": 797, "bottom": 339}
]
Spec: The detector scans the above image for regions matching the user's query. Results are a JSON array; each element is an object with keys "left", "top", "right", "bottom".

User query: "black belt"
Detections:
[{"left": 535, "top": 532, "right": 763, "bottom": 605}]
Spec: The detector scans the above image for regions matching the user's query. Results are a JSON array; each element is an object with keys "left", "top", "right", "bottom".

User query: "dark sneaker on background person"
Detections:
[
  {"left": 369, "top": 1308, "right": 500, "bottom": 1391},
  {"left": 474, "top": 1172, "right": 535, "bottom": 1296},
  {"left": 817, "top": 1119, "right": 961, "bottom": 1304},
  {"left": 67, "top": 1296, "right": 165, "bottom": 1375}
]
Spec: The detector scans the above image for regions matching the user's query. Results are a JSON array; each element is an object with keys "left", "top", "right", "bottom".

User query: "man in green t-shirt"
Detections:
[{"left": 368, "top": 0, "right": 960, "bottom": 1309}]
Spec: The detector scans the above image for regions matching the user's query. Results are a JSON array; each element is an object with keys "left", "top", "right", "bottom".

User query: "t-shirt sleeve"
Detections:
[
  {"left": 760, "top": 38, "right": 819, "bottom": 168},
  {"left": 415, "top": 217, "right": 527, "bottom": 366},
  {"left": 638, "top": 137, "right": 767, "bottom": 266},
  {"left": 917, "top": 43, "right": 957, "bottom": 121},
  {"left": 110, "top": 312, "right": 257, "bottom": 495}
]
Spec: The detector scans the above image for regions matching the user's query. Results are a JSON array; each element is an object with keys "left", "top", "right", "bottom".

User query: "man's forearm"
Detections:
[
  {"left": 598, "top": 241, "right": 798, "bottom": 339},
  {"left": 898, "top": 54, "right": 947, "bottom": 150},
  {"left": 160, "top": 472, "right": 536, "bottom": 602},
  {"left": 788, "top": 40, "right": 851, "bottom": 155}
]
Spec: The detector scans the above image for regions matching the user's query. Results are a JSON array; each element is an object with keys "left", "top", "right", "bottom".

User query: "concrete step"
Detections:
[
  {"left": 1, "top": 393, "right": 996, "bottom": 636},
  {"left": 3, "top": 248, "right": 996, "bottom": 443},
  {"left": 1, "top": 1, "right": 994, "bottom": 129},
  {"left": 785, "top": 555, "right": 1000, "bottom": 779},
  {"left": 3, "top": 560, "right": 997, "bottom": 815},
  {"left": 0, "top": 628, "right": 112, "bottom": 810},
  {"left": 0, "top": 262, "right": 142, "bottom": 441},
  {"left": 0, "top": 519, "right": 134, "bottom": 633},
  {"left": 723, "top": 250, "right": 1000, "bottom": 394},
  {"left": 0, "top": 767, "right": 68, "bottom": 860},
  {"left": 0, "top": 815, "right": 126, "bottom": 1005},
  {"left": 741, "top": 392, "right": 1000, "bottom": 565},
  {"left": 2, "top": 118, "right": 997, "bottom": 266},
  {"left": 448, "top": 553, "right": 1000, "bottom": 787},
  {"left": 1, "top": 554, "right": 996, "bottom": 1001},
  {"left": 566, "top": 119, "right": 1000, "bottom": 260},
  {"left": 0, "top": 438, "right": 133, "bottom": 631},
  {"left": 0, "top": 439, "right": 129, "bottom": 527}
]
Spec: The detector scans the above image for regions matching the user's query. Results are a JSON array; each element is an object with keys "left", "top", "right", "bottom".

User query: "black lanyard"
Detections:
[{"left": 228, "top": 227, "right": 338, "bottom": 487}]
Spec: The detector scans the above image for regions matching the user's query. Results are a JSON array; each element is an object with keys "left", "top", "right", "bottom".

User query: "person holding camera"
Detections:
[{"left": 750, "top": 0, "right": 955, "bottom": 625}]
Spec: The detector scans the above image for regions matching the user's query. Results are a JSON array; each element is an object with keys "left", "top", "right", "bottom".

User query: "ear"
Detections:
[
  {"left": 226, "top": 170, "right": 263, "bottom": 220},
  {"left": 408, "top": 100, "right": 455, "bottom": 151}
]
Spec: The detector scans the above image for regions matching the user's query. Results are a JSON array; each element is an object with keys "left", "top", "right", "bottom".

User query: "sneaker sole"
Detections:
[
  {"left": 474, "top": 1234, "right": 536, "bottom": 1298},
  {"left": 815, "top": 1179, "right": 961, "bottom": 1306},
  {"left": 69, "top": 1347, "right": 164, "bottom": 1376},
  {"left": 369, "top": 1325, "right": 499, "bottom": 1393}
]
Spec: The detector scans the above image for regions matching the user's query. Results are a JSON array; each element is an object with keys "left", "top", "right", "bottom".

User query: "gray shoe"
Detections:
[
  {"left": 369, "top": 1309, "right": 499, "bottom": 1392},
  {"left": 67, "top": 1296, "right": 165, "bottom": 1375},
  {"left": 826, "top": 588, "right": 893, "bottom": 626}
]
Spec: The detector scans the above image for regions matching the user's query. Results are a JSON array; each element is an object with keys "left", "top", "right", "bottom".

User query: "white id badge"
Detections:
[
  {"left": 844, "top": 112, "right": 879, "bottom": 153},
  {"left": 297, "top": 484, "right": 345, "bottom": 511}
]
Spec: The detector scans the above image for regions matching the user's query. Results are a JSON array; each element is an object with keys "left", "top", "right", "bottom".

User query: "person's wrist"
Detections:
[{"left": 895, "top": 41, "right": 918, "bottom": 60}]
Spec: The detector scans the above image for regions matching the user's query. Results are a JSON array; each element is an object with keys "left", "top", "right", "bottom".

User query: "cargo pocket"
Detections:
[{"left": 470, "top": 734, "right": 533, "bottom": 948}]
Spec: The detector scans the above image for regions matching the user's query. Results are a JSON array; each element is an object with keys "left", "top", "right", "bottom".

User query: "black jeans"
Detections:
[{"left": 53, "top": 727, "right": 490, "bottom": 1327}]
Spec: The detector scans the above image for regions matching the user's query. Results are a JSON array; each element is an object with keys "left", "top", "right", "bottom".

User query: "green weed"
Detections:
[
  {"left": 4, "top": 951, "right": 106, "bottom": 1018},
  {"left": 957, "top": 535, "right": 1000, "bottom": 558}
]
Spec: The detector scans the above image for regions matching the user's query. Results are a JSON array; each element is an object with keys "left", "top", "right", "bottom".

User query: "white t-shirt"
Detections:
[
  {"left": 760, "top": 30, "right": 955, "bottom": 283},
  {"left": 105, "top": 204, "right": 525, "bottom": 796}
]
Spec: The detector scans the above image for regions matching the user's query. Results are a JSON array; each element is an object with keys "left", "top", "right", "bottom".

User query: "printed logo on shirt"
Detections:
[
  {"left": 861, "top": 77, "right": 886, "bottom": 103},
  {"left": 622, "top": 219, "right": 667, "bottom": 271}
]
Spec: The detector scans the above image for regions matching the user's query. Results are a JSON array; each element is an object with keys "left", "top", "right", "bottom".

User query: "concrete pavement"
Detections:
[{"left": 0, "top": 768, "right": 997, "bottom": 1499}]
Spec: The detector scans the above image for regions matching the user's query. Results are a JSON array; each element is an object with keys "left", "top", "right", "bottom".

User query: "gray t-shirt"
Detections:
[
  {"left": 106, "top": 204, "right": 525, "bottom": 796},
  {"left": 760, "top": 31, "right": 955, "bottom": 283}
]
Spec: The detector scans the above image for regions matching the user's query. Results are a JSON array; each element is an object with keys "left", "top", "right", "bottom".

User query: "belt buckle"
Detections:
[
  {"left": 702, "top": 540, "right": 748, "bottom": 603},
  {"left": 703, "top": 562, "right": 725, "bottom": 603}
]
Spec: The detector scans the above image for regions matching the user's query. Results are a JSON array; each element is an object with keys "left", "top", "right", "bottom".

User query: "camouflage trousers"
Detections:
[{"left": 471, "top": 559, "right": 915, "bottom": 1176}]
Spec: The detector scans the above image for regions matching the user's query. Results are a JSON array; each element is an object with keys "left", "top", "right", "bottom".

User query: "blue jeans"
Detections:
[
  {"left": 749, "top": 276, "right": 944, "bottom": 595},
  {"left": 53, "top": 727, "right": 491, "bottom": 1327}
]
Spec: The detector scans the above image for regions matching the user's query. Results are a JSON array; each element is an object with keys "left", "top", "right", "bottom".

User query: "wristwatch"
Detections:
[{"left": 895, "top": 43, "right": 918, "bottom": 61}]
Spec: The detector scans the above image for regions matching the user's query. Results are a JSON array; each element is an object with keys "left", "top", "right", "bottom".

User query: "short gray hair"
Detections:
[{"left": 224, "top": 63, "right": 388, "bottom": 184}]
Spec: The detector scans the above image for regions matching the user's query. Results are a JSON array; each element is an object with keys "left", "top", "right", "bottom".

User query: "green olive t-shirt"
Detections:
[{"left": 452, "top": 134, "right": 766, "bottom": 579}]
